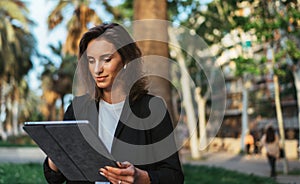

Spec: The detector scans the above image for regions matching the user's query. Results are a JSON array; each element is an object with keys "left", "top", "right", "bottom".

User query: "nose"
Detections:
[{"left": 94, "top": 60, "right": 104, "bottom": 75}]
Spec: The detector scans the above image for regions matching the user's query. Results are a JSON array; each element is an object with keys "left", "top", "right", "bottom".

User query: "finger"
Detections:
[
  {"left": 106, "top": 166, "right": 130, "bottom": 176},
  {"left": 102, "top": 170, "right": 131, "bottom": 184},
  {"left": 117, "top": 161, "right": 125, "bottom": 168},
  {"left": 101, "top": 167, "right": 134, "bottom": 183},
  {"left": 120, "top": 161, "right": 131, "bottom": 167},
  {"left": 117, "top": 161, "right": 132, "bottom": 168},
  {"left": 100, "top": 168, "right": 119, "bottom": 183},
  {"left": 106, "top": 165, "right": 135, "bottom": 176}
]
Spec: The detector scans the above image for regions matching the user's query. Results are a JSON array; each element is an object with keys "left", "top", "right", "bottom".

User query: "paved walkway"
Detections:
[
  {"left": 0, "top": 147, "right": 46, "bottom": 163},
  {"left": 181, "top": 150, "right": 300, "bottom": 184},
  {"left": 1, "top": 148, "right": 300, "bottom": 183}
]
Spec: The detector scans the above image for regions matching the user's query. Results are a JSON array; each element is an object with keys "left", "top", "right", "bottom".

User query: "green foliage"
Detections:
[
  {"left": 0, "top": 163, "right": 279, "bottom": 184},
  {"left": 250, "top": 98, "right": 275, "bottom": 118},
  {"left": 286, "top": 40, "right": 300, "bottom": 62},
  {"left": 0, "top": 135, "right": 37, "bottom": 147},
  {"left": 0, "top": 0, "right": 35, "bottom": 80},
  {"left": 234, "top": 56, "right": 261, "bottom": 77},
  {"left": 0, "top": 163, "right": 46, "bottom": 184},
  {"left": 183, "top": 164, "right": 279, "bottom": 184}
]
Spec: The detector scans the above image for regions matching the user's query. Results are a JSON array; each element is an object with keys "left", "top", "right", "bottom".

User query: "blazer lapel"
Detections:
[
  {"left": 86, "top": 100, "right": 99, "bottom": 133},
  {"left": 114, "top": 97, "right": 131, "bottom": 138}
]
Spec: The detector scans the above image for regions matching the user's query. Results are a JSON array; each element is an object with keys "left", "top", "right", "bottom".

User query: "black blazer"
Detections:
[{"left": 44, "top": 94, "right": 184, "bottom": 184}]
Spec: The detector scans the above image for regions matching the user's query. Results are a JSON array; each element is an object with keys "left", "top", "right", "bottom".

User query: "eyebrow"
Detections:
[{"left": 87, "top": 53, "right": 114, "bottom": 60}]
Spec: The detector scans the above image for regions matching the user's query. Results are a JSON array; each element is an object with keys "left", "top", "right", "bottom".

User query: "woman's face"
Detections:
[{"left": 86, "top": 38, "right": 124, "bottom": 91}]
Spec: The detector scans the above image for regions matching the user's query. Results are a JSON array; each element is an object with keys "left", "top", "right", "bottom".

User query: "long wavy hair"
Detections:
[
  {"left": 265, "top": 126, "right": 275, "bottom": 143},
  {"left": 78, "top": 23, "right": 148, "bottom": 102}
]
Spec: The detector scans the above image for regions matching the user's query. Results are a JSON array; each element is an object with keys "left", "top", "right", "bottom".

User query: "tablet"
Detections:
[{"left": 23, "top": 120, "right": 117, "bottom": 182}]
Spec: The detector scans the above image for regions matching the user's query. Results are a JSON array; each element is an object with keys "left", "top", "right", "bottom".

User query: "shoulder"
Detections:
[
  {"left": 72, "top": 94, "right": 95, "bottom": 104},
  {"left": 131, "top": 93, "right": 164, "bottom": 105},
  {"left": 66, "top": 94, "right": 95, "bottom": 111},
  {"left": 128, "top": 94, "right": 167, "bottom": 119},
  {"left": 64, "top": 94, "right": 97, "bottom": 120}
]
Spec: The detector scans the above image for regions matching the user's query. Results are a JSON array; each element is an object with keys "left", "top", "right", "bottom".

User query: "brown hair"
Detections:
[
  {"left": 78, "top": 23, "right": 148, "bottom": 102},
  {"left": 265, "top": 126, "right": 275, "bottom": 143}
]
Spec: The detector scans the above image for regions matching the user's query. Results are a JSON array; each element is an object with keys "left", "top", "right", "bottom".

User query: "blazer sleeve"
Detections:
[
  {"left": 43, "top": 157, "right": 67, "bottom": 184},
  {"left": 147, "top": 153, "right": 184, "bottom": 184},
  {"left": 146, "top": 98, "right": 184, "bottom": 184}
]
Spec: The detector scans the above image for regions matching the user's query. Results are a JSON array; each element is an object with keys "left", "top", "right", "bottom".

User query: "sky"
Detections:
[{"left": 27, "top": 0, "right": 66, "bottom": 93}]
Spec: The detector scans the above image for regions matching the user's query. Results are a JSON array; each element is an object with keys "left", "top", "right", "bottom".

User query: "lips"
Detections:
[{"left": 95, "top": 76, "right": 107, "bottom": 82}]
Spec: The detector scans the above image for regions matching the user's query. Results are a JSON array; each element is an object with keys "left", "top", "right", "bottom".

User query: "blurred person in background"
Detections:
[{"left": 260, "top": 125, "right": 280, "bottom": 178}]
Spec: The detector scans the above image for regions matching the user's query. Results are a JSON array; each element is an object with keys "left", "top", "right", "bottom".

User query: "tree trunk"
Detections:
[
  {"left": 133, "top": 0, "right": 174, "bottom": 123},
  {"left": 41, "top": 90, "right": 59, "bottom": 120},
  {"left": 0, "top": 81, "right": 7, "bottom": 140},
  {"left": 59, "top": 95, "right": 65, "bottom": 120},
  {"left": 12, "top": 92, "right": 19, "bottom": 136},
  {"left": 241, "top": 81, "right": 249, "bottom": 153},
  {"left": 195, "top": 87, "right": 207, "bottom": 151},
  {"left": 179, "top": 62, "right": 200, "bottom": 159},
  {"left": 11, "top": 79, "right": 19, "bottom": 136},
  {"left": 292, "top": 68, "right": 300, "bottom": 160},
  {"left": 273, "top": 74, "right": 289, "bottom": 174},
  {"left": 168, "top": 28, "right": 200, "bottom": 159},
  {"left": 269, "top": 46, "right": 289, "bottom": 174}
]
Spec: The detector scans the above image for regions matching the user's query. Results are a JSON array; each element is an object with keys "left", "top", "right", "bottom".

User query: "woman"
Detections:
[
  {"left": 260, "top": 125, "right": 280, "bottom": 178},
  {"left": 43, "top": 23, "right": 184, "bottom": 184}
]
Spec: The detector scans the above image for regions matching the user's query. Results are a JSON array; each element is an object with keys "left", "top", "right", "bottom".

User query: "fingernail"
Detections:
[{"left": 99, "top": 171, "right": 105, "bottom": 176}]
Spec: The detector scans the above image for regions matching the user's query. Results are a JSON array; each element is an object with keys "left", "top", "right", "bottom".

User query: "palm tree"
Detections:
[
  {"left": 44, "top": 0, "right": 102, "bottom": 120},
  {"left": 47, "top": 0, "right": 101, "bottom": 55},
  {"left": 40, "top": 43, "right": 76, "bottom": 120},
  {"left": 0, "top": 0, "right": 35, "bottom": 138}
]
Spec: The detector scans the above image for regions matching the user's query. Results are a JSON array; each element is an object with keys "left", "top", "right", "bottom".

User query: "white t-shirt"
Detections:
[{"left": 96, "top": 99, "right": 125, "bottom": 184}]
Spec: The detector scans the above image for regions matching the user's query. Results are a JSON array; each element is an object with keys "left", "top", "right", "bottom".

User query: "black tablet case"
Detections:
[{"left": 23, "top": 121, "right": 117, "bottom": 182}]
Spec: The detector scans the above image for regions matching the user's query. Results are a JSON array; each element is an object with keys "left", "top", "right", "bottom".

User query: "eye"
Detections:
[
  {"left": 103, "top": 55, "right": 112, "bottom": 62},
  {"left": 87, "top": 56, "right": 96, "bottom": 64},
  {"left": 87, "top": 57, "right": 95, "bottom": 64}
]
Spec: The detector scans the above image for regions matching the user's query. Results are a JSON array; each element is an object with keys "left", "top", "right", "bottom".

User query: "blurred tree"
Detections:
[
  {"left": 0, "top": 0, "right": 35, "bottom": 139},
  {"left": 46, "top": 0, "right": 102, "bottom": 120},
  {"left": 40, "top": 42, "right": 76, "bottom": 120},
  {"left": 47, "top": 0, "right": 102, "bottom": 55},
  {"left": 168, "top": 0, "right": 237, "bottom": 158},
  {"left": 133, "top": 0, "right": 173, "bottom": 121},
  {"left": 243, "top": 0, "right": 300, "bottom": 174}
]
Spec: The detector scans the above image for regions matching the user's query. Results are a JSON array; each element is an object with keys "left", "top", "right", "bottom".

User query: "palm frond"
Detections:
[
  {"left": 0, "top": 0, "right": 30, "bottom": 31},
  {"left": 47, "top": 0, "right": 69, "bottom": 29}
]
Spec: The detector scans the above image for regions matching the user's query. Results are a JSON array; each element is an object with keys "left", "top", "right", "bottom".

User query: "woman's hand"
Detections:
[
  {"left": 99, "top": 161, "right": 150, "bottom": 184},
  {"left": 48, "top": 157, "right": 59, "bottom": 172}
]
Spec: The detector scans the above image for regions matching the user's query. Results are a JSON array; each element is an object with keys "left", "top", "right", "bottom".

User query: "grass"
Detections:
[
  {"left": 0, "top": 163, "right": 279, "bottom": 184},
  {"left": 0, "top": 163, "right": 46, "bottom": 184},
  {"left": 183, "top": 164, "right": 279, "bottom": 184},
  {"left": 0, "top": 135, "right": 37, "bottom": 147},
  {"left": 277, "top": 169, "right": 300, "bottom": 175}
]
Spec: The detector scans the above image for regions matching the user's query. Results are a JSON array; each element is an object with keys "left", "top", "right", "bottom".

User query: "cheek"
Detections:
[
  {"left": 106, "top": 61, "right": 119, "bottom": 74},
  {"left": 88, "top": 63, "right": 94, "bottom": 74}
]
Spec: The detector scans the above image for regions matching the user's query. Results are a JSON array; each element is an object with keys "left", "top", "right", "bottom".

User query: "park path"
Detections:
[
  {"left": 1, "top": 147, "right": 300, "bottom": 184},
  {"left": 0, "top": 147, "right": 45, "bottom": 163},
  {"left": 181, "top": 150, "right": 300, "bottom": 184}
]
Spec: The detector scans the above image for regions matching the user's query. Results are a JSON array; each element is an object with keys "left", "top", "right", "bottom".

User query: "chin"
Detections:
[{"left": 96, "top": 83, "right": 111, "bottom": 89}]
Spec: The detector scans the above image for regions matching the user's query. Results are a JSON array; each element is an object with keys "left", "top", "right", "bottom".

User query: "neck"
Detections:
[{"left": 102, "top": 88, "right": 126, "bottom": 104}]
